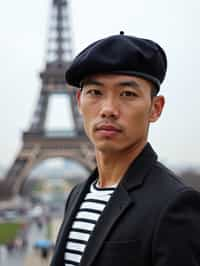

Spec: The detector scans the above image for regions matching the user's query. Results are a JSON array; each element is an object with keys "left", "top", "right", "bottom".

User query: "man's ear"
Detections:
[
  {"left": 76, "top": 90, "right": 82, "bottom": 114},
  {"left": 149, "top": 95, "right": 165, "bottom": 122}
]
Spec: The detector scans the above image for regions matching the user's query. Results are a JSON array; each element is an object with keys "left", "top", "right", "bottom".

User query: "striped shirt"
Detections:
[{"left": 64, "top": 180, "right": 116, "bottom": 266}]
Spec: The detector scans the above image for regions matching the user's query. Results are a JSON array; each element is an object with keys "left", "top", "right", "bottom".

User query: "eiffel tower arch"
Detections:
[{"left": 0, "top": 0, "right": 95, "bottom": 200}]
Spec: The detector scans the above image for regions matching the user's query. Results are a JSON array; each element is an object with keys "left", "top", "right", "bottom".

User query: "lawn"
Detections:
[{"left": 0, "top": 222, "right": 22, "bottom": 244}]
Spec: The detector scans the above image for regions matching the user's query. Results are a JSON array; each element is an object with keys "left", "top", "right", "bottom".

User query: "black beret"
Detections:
[{"left": 65, "top": 32, "right": 167, "bottom": 92}]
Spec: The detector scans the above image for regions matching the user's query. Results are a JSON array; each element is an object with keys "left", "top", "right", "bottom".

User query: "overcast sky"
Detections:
[{"left": 0, "top": 0, "right": 199, "bottom": 169}]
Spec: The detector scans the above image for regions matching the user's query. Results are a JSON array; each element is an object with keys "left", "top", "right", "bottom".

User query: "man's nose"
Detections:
[{"left": 99, "top": 97, "right": 119, "bottom": 119}]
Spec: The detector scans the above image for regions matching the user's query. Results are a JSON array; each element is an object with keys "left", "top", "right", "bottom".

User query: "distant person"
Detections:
[{"left": 51, "top": 32, "right": 200, "bottom": 266}]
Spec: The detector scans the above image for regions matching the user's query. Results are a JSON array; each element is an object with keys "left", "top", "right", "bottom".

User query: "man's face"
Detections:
[{"left": 77, "top": 74, "right": 164, "bottom": 155}]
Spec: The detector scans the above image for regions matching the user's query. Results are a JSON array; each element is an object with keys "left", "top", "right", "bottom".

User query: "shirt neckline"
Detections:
[{"left": 93, "top": 179, "right": 118, "bottom": 191}]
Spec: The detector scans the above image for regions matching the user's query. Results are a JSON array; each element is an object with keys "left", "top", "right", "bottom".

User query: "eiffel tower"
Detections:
[{"left": 0, "top": 0, "right": 95, "bottom": 200}]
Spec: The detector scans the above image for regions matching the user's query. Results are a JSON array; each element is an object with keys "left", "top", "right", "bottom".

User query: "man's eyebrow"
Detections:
[{"left": 117, "top": 80, "right": 140, "bottom": 89}]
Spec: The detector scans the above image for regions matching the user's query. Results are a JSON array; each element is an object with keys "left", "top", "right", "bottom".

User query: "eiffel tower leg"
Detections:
[
  {"left": 30, "top": 92, "right": 49, "bottom": 132},
  {"left": 0, "top": 134, "right": 96, "bottom": 200},
  {"left": 0, "top": 145, "right": 40, "bottom": 200}
]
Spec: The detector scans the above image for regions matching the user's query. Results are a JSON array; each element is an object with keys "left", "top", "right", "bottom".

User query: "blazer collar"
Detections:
[
  {"left": 84, "top": 142, "right": 157, "bottom": 192},
  {"left": 121, "top": 142, "right": 157, "bottom": 191},
  {"left": 89, "top": 142, "right": 157, "bottom": 191}
]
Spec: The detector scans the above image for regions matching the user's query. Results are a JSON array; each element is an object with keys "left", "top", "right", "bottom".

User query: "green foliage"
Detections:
[
  {"left": 32, "top": 180, "right": 44, "bottom": 192},
  {"left": 46, "top": 221, "right": 52, "bottom": 240}
]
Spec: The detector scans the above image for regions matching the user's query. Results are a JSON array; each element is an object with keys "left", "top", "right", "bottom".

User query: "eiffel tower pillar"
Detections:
[{"left": 0, "top": 0, "right": 95, "bottom": 200}]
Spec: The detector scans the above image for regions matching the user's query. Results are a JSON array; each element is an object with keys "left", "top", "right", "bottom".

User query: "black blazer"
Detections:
[{"left": 51, "top": 143, "right": 200, "bottom": 266}]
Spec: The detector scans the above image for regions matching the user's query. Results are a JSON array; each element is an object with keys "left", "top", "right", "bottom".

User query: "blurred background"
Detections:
[{"left": 0, "top": 0, "right": 200, "bottom": 265}]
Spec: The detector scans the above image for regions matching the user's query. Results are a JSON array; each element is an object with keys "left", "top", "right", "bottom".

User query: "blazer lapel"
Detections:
[{"left": 80, "top": 185, "right": 133, "bottom": 266}]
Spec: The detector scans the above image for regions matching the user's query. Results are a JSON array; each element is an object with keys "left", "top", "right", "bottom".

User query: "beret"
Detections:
[{"left": 65, "top": 32, "right": 167, "bottom": 92}]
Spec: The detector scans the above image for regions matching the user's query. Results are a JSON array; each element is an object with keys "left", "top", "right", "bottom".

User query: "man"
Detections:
[{"left": 51, "top": 32, "right": 200, "bottom": 266}]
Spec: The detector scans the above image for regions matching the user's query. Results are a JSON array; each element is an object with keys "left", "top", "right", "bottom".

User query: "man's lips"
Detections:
[
  {"left": 96, "top": 124, "right": 122, "bottom": 132},
  {"left": 95, "top": 124, "right": 122, "bottom": 137}
]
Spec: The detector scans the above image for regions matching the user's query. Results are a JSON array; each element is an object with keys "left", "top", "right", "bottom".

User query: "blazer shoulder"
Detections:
[
  {"left": 151, "top": 160, "right": 193, "bottom": 192},
  {"left": 140, "top": 160, "right": 200, "bottom": 209},
  {"left": 151, "top": 187, "right": 200, "bottom": 265}
]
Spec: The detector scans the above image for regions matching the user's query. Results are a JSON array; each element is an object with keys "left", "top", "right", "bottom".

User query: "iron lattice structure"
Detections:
[{"left": 0, "top": 0, "right": 95, "bottom": 200}]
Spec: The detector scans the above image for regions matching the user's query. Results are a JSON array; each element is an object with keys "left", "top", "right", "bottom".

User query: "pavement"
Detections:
[
  {"left": 24, "top": 218, "right": 62, "bottom": 266},
  {"left": 24, "top": 250, "right": 53, "bottom": 266}
]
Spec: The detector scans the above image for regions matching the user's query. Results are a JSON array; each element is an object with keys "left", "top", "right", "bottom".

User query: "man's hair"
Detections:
[{"left": 150, "top": 84, "right": 158, "bottom": 98}]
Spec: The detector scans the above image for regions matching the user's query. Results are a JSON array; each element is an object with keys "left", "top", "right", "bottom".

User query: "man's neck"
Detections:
[{"left": 95, "top": 141, "right": 147, "bottom": 188}]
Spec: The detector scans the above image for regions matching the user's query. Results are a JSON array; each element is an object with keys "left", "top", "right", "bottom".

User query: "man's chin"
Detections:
[{"left": 94, "top": 143, "right": 120, "bottom": 154}]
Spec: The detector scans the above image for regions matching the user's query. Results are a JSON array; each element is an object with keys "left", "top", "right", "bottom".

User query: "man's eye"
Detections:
[
  {"left": 86, "top": 89, "right": 101, "bottom": 96},
  {"left": 121, "top": 91, "right": 137, "bottom": 97}
]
